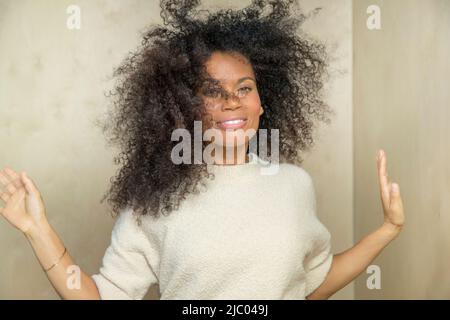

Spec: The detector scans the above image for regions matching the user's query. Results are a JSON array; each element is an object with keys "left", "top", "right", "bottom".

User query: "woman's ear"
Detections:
[{"left": 259, "top": 105, "right": 264, "bottom": 116}]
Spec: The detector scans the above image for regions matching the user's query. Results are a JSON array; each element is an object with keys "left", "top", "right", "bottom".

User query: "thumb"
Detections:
[
  {"left": 21, "top": 172, "right": 38, "bottom": 195},
  {"left": 389, "top": 183, "right": 400, "bottom": 207}
]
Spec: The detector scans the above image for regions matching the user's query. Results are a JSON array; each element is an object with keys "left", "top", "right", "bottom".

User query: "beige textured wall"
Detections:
[
  {"left": 353, "top": 0, "right": 450, "bottom": 299},
  {"left": 0, "top": 0, "right": 353, "bottom": 299},
  {"left": 298, "top": 0, "right": 353, "bottom": 300}
]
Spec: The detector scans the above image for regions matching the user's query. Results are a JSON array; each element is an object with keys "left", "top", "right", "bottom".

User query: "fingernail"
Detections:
[{"left": 392, "top": 183, "right": 398, "bottom": 192}]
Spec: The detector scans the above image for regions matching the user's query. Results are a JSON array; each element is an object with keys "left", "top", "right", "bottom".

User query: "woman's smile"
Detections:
[{"left": 215, "top": 117, "right": 248, "bottom": 130}]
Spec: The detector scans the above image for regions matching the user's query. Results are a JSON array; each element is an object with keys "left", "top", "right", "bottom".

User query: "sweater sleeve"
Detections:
[
  {"left": 304, "top": 231, "right": 333, "bottom": 297},
  {"left": 92, "top": 207, "right": 158, "bottom": 300},
  {"left": 300, "top": 168, "right": 334, "bottom": 298}
]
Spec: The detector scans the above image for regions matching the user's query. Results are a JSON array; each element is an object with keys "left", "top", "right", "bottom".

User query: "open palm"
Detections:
[
  {"left": 0, "top": 167, "right": 47, "bottom": 233},
  {"left": 376, "top": 149, "right": 405, "bottom": 228}
]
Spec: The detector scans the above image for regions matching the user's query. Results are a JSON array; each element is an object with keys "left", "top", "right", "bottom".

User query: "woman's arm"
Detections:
[
  {"left": 307, "top": 149, "right": 405, "bottom": 299},
  {"left": 24, "top": 220, "right": 100, "bottom": 299},
  {"left": 0, "top": 167, "right": 100, "bottom": 299},
  {"left": 306, "top": 222, "right": 401, "bottom": 299}
]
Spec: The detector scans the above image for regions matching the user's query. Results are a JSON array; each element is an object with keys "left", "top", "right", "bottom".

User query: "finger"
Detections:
[
  {"left": 0, "top": 190, "right": 10, "bottom": 203},
  {"left": 377, "top": 150, "right": 390, "bottom": 206},
  {"left": 3, "top": 167, "right": 24, "bottom": 189},
  {"left": 389, "top": 182, "right": 403, "bottom": 210},
  {"left": 0, "top": 170, "right": 17, "bottom": 195},
  {"left": 21, "top": 172, "right": 39, "bottom": 195}
]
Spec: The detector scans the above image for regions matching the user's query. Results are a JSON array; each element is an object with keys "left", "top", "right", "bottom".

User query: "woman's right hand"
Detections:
[{"left": 0, "top": 167, "right": 48, "bottom": 235}]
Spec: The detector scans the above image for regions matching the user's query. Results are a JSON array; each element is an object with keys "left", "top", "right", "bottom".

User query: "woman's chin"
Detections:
[{"left": 214, "top": 141, "right": 247, "bottom": 148}]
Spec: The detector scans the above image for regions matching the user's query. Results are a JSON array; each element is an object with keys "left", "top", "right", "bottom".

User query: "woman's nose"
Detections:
[{"left": 222, "top": 93, "right": 241, "bottom": 110}]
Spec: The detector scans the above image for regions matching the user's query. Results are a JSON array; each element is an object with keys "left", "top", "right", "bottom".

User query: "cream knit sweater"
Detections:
[{"left": 92, "top": 153, "right": 333, "bottom": 299}]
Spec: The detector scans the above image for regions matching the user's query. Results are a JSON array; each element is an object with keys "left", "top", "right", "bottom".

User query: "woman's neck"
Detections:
[{"left": 211, "top": 145, "right": 249, "bottom": 165}]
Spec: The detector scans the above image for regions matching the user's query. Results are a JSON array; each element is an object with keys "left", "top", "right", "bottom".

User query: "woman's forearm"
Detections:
[
  {"left": 24, "top": 221, "right": 100, "bottom": 300},
  {"left": 306, "top": 149, "right": 405, "bottom": 300},
  {"left": 307, "top": 222, "right": 402, "bottom": 299}
]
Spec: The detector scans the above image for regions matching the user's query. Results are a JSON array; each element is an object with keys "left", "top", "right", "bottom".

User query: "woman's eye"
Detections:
[
  {"left": 204, "top": 89, "right": 222, "bottom": 98},
  {"left": 237, "top": 87, "right": 252, "bottom": 94}
]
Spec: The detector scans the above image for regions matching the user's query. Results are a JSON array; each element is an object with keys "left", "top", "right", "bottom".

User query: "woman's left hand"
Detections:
[{"left": 376, "top": 149, "right": 405, "bottom": 230}]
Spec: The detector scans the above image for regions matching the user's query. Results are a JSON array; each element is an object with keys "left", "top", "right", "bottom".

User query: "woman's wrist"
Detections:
[
  {"left": 380, "top": 221, "right": 403, "bottom": 240},
  {"left": 24, "top": 219, "right": 52, "bottom": 242}
]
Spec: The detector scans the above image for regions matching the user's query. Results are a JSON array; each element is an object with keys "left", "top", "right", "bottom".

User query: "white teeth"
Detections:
[{"left": 221, "top": 119, "right": 245, "bottom": 124}]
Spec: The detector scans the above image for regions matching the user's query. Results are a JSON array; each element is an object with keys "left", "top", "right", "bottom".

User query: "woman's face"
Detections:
[{"left": 198, "top": 51, "right": 264, "bottom": 148}]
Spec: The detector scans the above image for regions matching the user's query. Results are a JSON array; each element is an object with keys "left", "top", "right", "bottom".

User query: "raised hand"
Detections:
[
  {"left": 0, "top": 167, "right": 47, "bottom": 234},
  {"left": 376, "top": 149, "right": 405, "bottom": 229}
]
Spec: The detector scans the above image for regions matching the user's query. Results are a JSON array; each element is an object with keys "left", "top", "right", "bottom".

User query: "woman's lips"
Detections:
[{"left": 215, "top": 118, "right": 248, "bottom": 130}]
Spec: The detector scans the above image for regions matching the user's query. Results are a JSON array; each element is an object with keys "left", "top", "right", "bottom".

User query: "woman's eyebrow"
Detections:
[
  {"left": 206, "top": 76, "right": 255, "bottom": 86},
  {"left": 237, "top": 76, "right": 256, "bottom": 84}
]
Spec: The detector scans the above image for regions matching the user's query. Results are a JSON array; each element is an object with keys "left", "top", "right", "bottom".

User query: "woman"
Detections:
[{"left": 0, "top": 0, "right": 405, "bottom": 299}]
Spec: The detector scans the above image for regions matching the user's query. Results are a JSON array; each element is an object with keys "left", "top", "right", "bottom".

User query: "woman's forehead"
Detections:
[{"left": 205, "top": 51, "right": 255, "bottom": 84}]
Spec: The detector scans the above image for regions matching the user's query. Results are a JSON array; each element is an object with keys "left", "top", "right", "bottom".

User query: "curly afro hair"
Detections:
[{"left": 96, "top": 0, "right": 334, "bottom": 220}]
